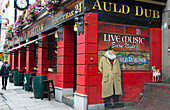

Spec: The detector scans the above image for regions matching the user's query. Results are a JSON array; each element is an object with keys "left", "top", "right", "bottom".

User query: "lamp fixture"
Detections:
[
  {"left": 35, "top": 40, "right": 38, "bottom": 44},
  {"left": 55, "top": 32, "right": 58, "bottom": 38},
  {"left": 74, "top": 23, "right": 78, "bottom": 32},
  {"left": 55, "top": 30, "right": 61, "bottom": 39},
  {"left": 73, "top": 16, "right": 84, "bottom": 35}
]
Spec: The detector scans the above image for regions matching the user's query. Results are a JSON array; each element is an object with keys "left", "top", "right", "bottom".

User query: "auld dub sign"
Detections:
[
  {"left": 86, "top": 0, "right": 162, "bottom": 28},
  {"left": 92, "top": 0, "right": 160, "bottom": 19}
]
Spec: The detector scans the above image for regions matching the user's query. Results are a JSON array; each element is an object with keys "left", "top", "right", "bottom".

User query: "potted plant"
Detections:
[
  {"left": 5, "top": 25, "right": 13, "bottom": 41},
  {"left": 12, "top": 13, "right": 25, "bottom": 37},
  {"left": 44, "top": 0, "right": 61, "bottom": 16},
  {"left": 25, "top": 0, "right": 42, "bottom": 25}
]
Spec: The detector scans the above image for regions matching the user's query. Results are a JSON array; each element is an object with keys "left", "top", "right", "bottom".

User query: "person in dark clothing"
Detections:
[{"left": 0, "top": 61, "right": 11, "bottom": 90}]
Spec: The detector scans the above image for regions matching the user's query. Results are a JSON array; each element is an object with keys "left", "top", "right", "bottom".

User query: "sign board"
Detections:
[{"left": 98, "top": 22, "right": 150, "bottom": 71}]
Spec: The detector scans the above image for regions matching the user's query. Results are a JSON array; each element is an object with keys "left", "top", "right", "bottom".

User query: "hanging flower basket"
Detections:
[
  {"left": 45, "top": 0, "right": 61, "bottom": 16},
  {"left": 25, "top": 0, "right": 42, "bottom": 25},
  {"left": 5, "top": 25, "right": 13, "bottom": 41},
  {"left": 12, "top": 13, "right": 25, "bottom": 37}
]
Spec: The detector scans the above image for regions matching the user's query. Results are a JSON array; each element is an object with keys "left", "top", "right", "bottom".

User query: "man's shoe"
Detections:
[
  {"left": 1, "top": 87, "right": 4, "bottom": 90},
  {"left": 4, "top": 87, "right": 6, "bottom": 90}
]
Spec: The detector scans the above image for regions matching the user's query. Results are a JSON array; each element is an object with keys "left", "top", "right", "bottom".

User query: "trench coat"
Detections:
[{"left": 99, "top": 56, "right": 122, "bottom": 98}]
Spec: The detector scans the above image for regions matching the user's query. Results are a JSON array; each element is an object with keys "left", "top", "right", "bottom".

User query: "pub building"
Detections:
[{"left": 6, "top": 0, "right": 166, "bottom": 110}]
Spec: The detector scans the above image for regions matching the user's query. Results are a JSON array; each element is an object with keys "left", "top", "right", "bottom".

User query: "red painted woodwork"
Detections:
[
  {"left": 57, "top": 64, "right": 73, "bottom": 73},
  {"left": 88, "top": 86, "right": 98, "bottom": 104},
  {"left": 12, "top": 49, "right": 18, "bottom": 69},
  {"left": 57, "top": 56, "right": 74, "bottom": 65},
  {"left": 46, "top": 72, "right": 58, "bottom": 86},
  {"left": 26, "top": 40, "right": 35, "bottom": 73},
  {"left": 56, "top": 81, "right": 73, "bottom": 88},
  {"left": 77, "top": 75, "right": 86, "bottom": 86},
  {"left": 57, "top": 73, "right": 73, "bottom": 82},
  {"left": 77, "top": 65, "right": 86, "bottom": 75},
  {"left": 77, "top": 65, "right": 98, "bottom": 75},
  {"left": 76, "top": 85, "right": 87, "bottom": 94},
  {"left": 77, "top": 75, "right": 98, "bottom": 86},
  {"left": 77, "top": 54, "right": 86, "bottom": 64},
  {"left": 86, "top": 65, "right": 98, "bottom": 75},
  {"left": 8, "top": 52, "right": 12, "bottom": 67},
  {"left": 77, "top": 43, "right": 85, "bottom": 54},
  {"left": 76, "top": 13, "right": 98, "bottom": 108},
  {"left": 56, "top": 25, "right": 74, "bottom": 88},
  {"left": 77, "top": 33, "right": 85, "bottom": 44},
  {"left": 98, "top": 24, "right": 124, "bottom": 34},
  {"left": 18, "top": 46, "right": 26, "bottom": 71},
  {"left": 87, "top": 54, "right": 98, "bottom": 65},
  {"left": 126, "top": 27, "right": 136, "bottom": 35},
  {"left": 37, "top": 34, "right": 49, "bottom": 76},
  {"left": 57, "top": 47, "right": 74, "bottom": 56},
  {"left": 150, "top": 28, "right": 162, "bottom": 81}
]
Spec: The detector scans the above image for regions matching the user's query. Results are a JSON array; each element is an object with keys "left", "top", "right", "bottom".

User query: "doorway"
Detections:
[{"left": 73, "top": 31, "right": 77, "bottom": 92}]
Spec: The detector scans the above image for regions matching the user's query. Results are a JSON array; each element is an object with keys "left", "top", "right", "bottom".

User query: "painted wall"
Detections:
[
  {"left": 75, "top": 13, "right": 162, "bottom": 105},
  {"left": 96, "top": 27, "right": 162, "bottom": 103}
]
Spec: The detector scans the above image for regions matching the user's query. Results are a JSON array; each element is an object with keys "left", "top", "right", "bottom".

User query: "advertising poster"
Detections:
[{"left": 98, "top": 23, "right": 150, "bottom": 71}]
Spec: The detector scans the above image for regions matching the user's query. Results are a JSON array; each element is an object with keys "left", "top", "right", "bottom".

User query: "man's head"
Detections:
[
  {"left": 104, "top": 49, "right": 116, "bottom": 60},
  {"left": 4, "top": 60, "right": 8, "bottom": 64},
  {"left": 109, "top": 50, "right": 114, "bottom": 55}
]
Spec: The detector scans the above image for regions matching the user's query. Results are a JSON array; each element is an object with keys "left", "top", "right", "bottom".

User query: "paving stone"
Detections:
[{"left": 0, "top": 78, "right": 73, "bottom": 110}]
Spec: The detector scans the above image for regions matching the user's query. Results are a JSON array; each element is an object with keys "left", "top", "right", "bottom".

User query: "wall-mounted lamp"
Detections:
[
  {"left": 35, "top": 40, "right": 38, "bottom": 44},
  {"left": 74, "top": 23, "right": 78, "bottom": 32},
  {"left": 74, "top": 16, "right": 84, "bottom": 35},
  {"left": 55, "top": 30, "right": 61, "bottom": 39}
]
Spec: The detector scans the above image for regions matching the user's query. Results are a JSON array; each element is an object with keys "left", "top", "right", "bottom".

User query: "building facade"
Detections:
[{"left": 7, "top": 0, "right": 167, "bottom": 110}]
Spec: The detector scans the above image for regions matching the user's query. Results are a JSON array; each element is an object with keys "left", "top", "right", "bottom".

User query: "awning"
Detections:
[
  {"left": 7, "top": 37, "right": 41, "bottom": 52},
  {"left": 7, "top": 31, "right": 57, "bottom": 53}
]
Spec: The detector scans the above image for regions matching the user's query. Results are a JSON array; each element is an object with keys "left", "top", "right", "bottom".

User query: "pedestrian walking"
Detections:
[{"left": 0, "top": 60, "right": 11, "bottom": 90}]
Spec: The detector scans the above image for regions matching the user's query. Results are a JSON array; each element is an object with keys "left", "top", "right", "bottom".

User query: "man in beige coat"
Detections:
[{"left": 99, "top": 49, "right": 122, "bottom": 109}]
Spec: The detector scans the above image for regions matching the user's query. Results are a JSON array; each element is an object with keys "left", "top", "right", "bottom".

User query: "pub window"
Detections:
[
  {"left": 48, "top": 35, "right": 57, "bottom": 72},
  {"left": 34, "top": 43, "right": 38, "bottom": 68}
]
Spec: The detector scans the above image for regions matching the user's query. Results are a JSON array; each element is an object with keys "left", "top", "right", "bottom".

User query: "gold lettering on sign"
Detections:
[
  {"left": 52, "top": 3, "right": 82, "bottom": 25},
  {"left": 122, "top": 5, "right": 130, "bottom": 14},
  {"left": 145, "top": 9, "right": 152, "bottom": 18},
  {"left": 135, "top": 6, "right": 143, "bottom": 16},
  {"left": 103, "top": 2, "right": 112, "bottom": 12},
  {"left": 92, "top": 0, "right": 160, "bottom": 19},
  {"left": 92, "top": 0, "right": 102, "bottom": 11},
  {"left": 153, "top": 10, "right": 160, "bottom": 18},
  {"left": 135, "top": 5, "right": 160, "bottom": 18},
  {"left": 113, "top": 3, "right": 119, "bottom": 13},
  {"left": 23, "top": 23, "right": 45, "bottom": 38}
]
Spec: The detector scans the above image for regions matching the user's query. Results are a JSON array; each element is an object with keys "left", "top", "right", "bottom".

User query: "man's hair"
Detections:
[{"left": 4, "top": 60, "right": 8, "bottom": 64}]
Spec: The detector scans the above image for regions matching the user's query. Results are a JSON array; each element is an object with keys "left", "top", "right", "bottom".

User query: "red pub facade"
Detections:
[{"left": 7, "top": 0, "right": 166, "bottom": 110}]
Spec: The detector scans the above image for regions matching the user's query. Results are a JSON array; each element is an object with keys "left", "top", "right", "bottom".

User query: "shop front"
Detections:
[{"left": 7, "top": 0, "right": 166, "bottom": 110}]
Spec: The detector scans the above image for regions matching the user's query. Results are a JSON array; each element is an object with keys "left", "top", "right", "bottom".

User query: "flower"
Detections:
[
  {"left": 24, "top": 0, "right": 42, "bottom": 25},
  {"left": 45, "top": 0, "right": 61, "bottom": 16},
  {"left": 12, "top": 12, "right": 25, "bottom": 37},
  {"left": 5, "top": 25, "right": 13, "bottom": 41}
]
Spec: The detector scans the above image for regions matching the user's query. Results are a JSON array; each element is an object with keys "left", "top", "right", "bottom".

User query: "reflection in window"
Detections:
[{"left": 48, "top": 34, "right": 57, "bottom": 72}]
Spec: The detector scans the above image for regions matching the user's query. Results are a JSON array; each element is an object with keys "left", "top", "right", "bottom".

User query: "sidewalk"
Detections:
[
  {"left": 0, "top": 77, "right": 73, "bottom": 110},
  {"left": 0, "top": 78, "right": 140, "bottom": 110}
]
